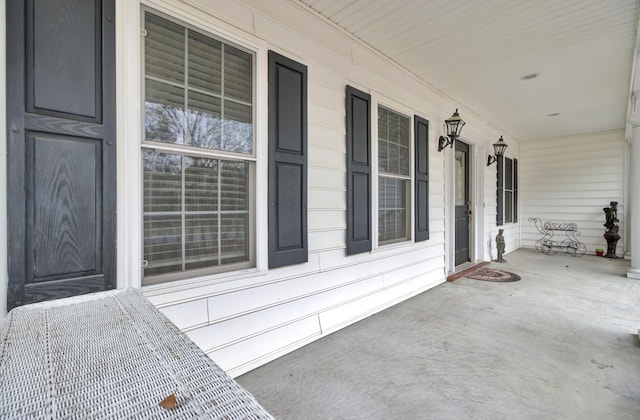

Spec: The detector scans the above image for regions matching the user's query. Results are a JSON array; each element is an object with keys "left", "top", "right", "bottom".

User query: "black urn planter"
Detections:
[
  {"left": 602, "top": 201, "right": 620, "bottom": 259},
  {"left": 603, "top": 229, "right": 620, "bottom": 259}
]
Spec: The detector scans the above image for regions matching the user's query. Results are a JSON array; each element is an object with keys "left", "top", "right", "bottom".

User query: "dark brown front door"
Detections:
[
  {"left": 454, "top": 140, "right": 470, "bottom": 266},
  {"left": 6, "top": 0, "right": 116, "bottom": 309}
]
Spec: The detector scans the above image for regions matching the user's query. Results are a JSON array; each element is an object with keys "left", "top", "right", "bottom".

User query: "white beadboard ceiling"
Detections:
[{"left": 297, "top": 0, "right": 640, "bottom": 141}]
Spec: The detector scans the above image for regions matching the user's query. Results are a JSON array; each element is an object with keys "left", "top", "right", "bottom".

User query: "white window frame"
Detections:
[
  {"left": 371, "top": 96, "right": 415, "bottom": 250},
  {"left": 116, "top": 1, "right": 269, "bottom": 293},
  {"left": 140, "top": 8, "right": 258, "bottom": 285}
]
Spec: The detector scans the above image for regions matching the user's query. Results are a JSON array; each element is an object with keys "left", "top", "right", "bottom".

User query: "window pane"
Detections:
[
  {"left": 378, "top": 107, "right": 388, "bottom": 140},
  {"left": 144, "top": 215, "right": 182, "bottom": 276},
  {"left": 224, "top": 46, "right": 252, "bottom": 103},
  {"left": 143, "top": 151, "right": 182, "bottom": 213},
  {"left": 185, "top": 157, "right": 217, "bottom": 212},
  {"left": 505, "top": 191, "right": 513, "bottom": 223},
  {"left": 505, "top": 158, "right": 513, "bottom": 190},
  {"left": 223, "top": 100, "right": 253, "bottom": 154},
  {"left": 378, "top": 106, "right": 409, "bottom": 176},
  {"left": 188, "top": 30, "right": 221, "bottom": 94},
  {"left": 397, "top": 114, "right": 409, "bottom": 176},
  {"left": 398, "top": 144, "right": 409, "bottom": 176},
  {"left": 379, "top": 139, "right": 389, "bottom": 173},
  {"left": 145, "top": 13, "right": 185, "bottom": 83},
  {"left": 143, "top": 149, "right": 251, "bottom": 280},
  {"left": 187, "top": 90, "right": 222, "bottom": 149},
  {"left": 398, "top": 114, "right": 410, "bottom": 147},
  {"left": 388, "top": 112, "right": 399, "bottom": 174},
  {"left": 221, "top": 214, "right": 249, "bottom": 264},
  {"left": 388, "top": 139, "right": 399, "bottom": 174},
  {"left": 185, "top": 214, "right": 218, "bottom": 270},
  {"left": 389, "top": 112, "right": 399, "bottom": 143},
  {"left": 220, "top": 161, "right": 248, "bottom": 211},
  {"left": 455, "top": 150, "right": 466, "bottom": 206},
  {"left": 378, "top": 177, "right": 408, "bottom": 243},
  {"left": 145, "top": 79, "right": 185, "bottom": 144},
  {"left": 145, "top": 12, "right": 253, "bottom": 155}
]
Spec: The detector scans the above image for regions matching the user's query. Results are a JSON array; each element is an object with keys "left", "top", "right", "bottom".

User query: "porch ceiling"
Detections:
[{"left": 297, "top": 0, "right": 640, "bottom": 141}]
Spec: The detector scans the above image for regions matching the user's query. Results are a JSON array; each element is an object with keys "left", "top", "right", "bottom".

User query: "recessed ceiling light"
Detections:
[
  {"left": 547, "top": 113, "right": 560, "bottom": 117},
  {"left": 520, "top": 72, "right": 540, "bottom": 80}
]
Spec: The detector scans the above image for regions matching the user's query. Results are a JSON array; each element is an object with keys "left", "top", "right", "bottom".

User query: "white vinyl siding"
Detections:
[
  {"left": 520, "top": 131, "right": 625, "bottom": 255},
  {"left": 112, "top": 0, "right": 523, "bottom": 378}
]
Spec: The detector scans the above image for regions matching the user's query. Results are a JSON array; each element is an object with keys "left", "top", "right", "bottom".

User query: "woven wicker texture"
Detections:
[{"left": 0, "top": 289, "right": 273, "bottom": 419}]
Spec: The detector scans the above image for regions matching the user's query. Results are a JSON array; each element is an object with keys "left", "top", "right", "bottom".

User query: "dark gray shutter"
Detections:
[
  {"left": 514, "top": 158, "right": 519, "bottom": 223},
  {"left": 346, "top": 86, "right": 372, "bottom": 255},
  {"left": 7, "top": 0, "right": 116, "bottom": 309},
  {"left": 414, "top": 115, "right": 429, "bottom": 241},
  {"left": 268, "top": 51, "right": 308, "bottom": 268},
  {"left": 496, "top": 156, "right": 504, "bottom": 226}
]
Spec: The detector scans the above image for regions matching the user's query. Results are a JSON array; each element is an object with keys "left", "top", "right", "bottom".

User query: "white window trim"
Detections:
[
  {"left": 116, "top": 0, "right": 270, "bottom": 297},
  {"left": 370, "top": 95, "right": 415, "bottom": 251}
]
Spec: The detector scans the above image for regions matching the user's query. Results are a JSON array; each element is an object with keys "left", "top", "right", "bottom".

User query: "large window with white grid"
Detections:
[
  {"left": 377, "top": 106, "right": 411, "bottom": 245},
  {"left": 142, "top": 10, "right": 255, "bottom": 284}
]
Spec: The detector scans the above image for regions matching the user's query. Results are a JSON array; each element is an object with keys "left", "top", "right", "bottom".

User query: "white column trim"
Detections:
[
  {"left": 444, "top": 142, "right": 454, "bottom": 273},
  {"left": 627, "top": 125, "right": 640, "bottom": 279},
  {"left": 116, "top": 0, "right": 143, "bottom": 289}
]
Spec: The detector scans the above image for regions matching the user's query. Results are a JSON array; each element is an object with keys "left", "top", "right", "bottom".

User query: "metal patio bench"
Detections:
[{"left": 529, "top": 217, "right": 586, "bottom": 257}]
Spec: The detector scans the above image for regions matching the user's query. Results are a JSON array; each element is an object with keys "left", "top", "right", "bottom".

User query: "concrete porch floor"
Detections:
[{"left": 237, "top": 249, "right": 640, "bottom": 419}]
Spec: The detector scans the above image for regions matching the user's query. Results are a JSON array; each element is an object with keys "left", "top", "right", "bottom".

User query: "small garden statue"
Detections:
[
  {"left": 603, "top": 201, "right": 620, "bottom": 259},
  {"left": 496, "top": 229, "right": 506, "bottom": 263},
  {"left": 603, "top": 201, "right": 619, "bottom": 231}
]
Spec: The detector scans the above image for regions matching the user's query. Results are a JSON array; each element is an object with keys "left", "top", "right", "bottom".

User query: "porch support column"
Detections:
[{"left": 628, "top": 124, "right": 640, "bottom": 279}]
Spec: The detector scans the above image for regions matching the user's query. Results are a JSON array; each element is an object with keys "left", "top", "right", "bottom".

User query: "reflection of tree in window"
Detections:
[{"left": 144, "top": 13, "right": 252, "bottom": 155}]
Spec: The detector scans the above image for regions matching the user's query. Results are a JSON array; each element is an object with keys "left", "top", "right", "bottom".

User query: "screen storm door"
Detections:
[
  {"left": 6, "top": 0, "right": 117, "bottom": 309},
  {"left": 454, "top": 140, "right": 471, "bottom": 266}
]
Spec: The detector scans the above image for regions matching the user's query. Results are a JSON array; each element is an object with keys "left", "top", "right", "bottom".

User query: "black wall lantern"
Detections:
[
  {"left": 487, "top": 136, "right": 508, "bottom": 166},
  {"left": 437, "top": 109, "right": 465, "bottom": 151}
]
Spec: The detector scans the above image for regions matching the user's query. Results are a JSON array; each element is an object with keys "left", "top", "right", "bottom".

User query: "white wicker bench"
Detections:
[{"left": 0, "top": 289, "right": 273, "bottom": 419}]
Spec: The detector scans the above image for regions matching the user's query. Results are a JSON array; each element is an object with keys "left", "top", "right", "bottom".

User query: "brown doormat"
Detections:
[
  {"left": 447, "top": 262, "right": 490, "bottom": 282},
  {"left": 465, "top": 267, "right": 521, "bottom": 282}
]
